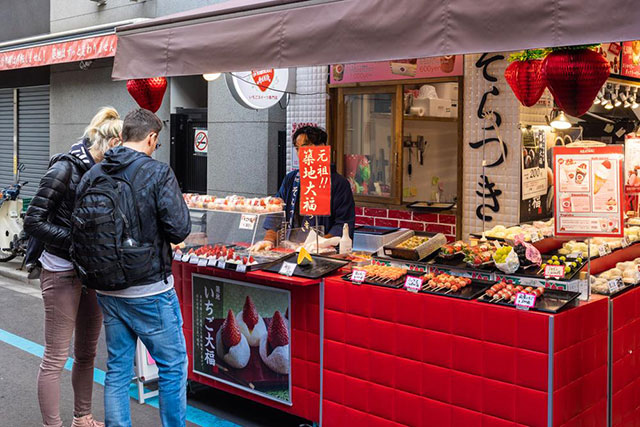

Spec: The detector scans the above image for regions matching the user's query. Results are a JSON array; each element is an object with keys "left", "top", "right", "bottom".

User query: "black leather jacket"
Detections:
[
  {"left": 76, "top": 146, "right": 191, "bottom": 285},
  {"left": 24, "top": 154, "right": 90, "bottom": 261}
]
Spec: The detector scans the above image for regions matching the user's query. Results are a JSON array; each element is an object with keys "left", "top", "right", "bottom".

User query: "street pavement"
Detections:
[{"left": 0, "top": 270, "right": 309, "bottom": 427}]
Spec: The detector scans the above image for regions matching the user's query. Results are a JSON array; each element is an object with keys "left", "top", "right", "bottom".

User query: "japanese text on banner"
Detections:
[{"left": 298, "top": 146, "right": 331, "bottom": 216}]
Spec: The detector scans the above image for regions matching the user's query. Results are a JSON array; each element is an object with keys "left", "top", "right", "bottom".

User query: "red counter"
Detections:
[
  {"left": 322, "top": 277, "right": 608, "bottom": 427},
  {"left": 172, "top": 261, "right": 322, "bottom": 422}
]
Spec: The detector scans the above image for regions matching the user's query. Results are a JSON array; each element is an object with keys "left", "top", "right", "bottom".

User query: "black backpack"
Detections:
[{"left": 71, "top": 157, "right": 154, "bottom": 291}]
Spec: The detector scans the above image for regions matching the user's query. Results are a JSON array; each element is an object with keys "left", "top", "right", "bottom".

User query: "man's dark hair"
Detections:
[
  {"left": 293, "top": 125, "right": 328, "bottom": 146},
  {"left": 121, "top": 108, "right": 163, "bottom": 143}
]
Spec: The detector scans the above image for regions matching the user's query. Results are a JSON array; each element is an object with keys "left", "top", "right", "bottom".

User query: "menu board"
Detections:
[
  {"left": 192, "top": 275, "right": 292, "bottom": 404},
  {"left": 330, "top": 56, "right": 463, "bottom": 84},
  {"left": 625, "top": 136, "right": 640, "bottom": 194},
  {"left": 554, "top": 146, "right": 624, "bottom": 237},
  {"left": 621, "top": 41, "right": 640, "bottom": 79}
]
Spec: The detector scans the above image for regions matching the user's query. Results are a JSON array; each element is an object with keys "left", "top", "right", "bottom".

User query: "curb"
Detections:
[{"left": 0, "top": 260, "right": 39, "bottom": 288}]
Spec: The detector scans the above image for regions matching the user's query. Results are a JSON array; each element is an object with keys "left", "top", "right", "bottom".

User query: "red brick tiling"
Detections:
[
  {"left": 399, "top": 221, "right": 425, "bottom": 231},
  {"left": 355, "top": 206, "right": 364, "bottom": 216},
  {"left": 439, "top": 214, "right": 456, "bottom": 224},
  {"left": 388, "top": 210, "right": 412, "bottom": 220},
  {"left": 375, "top": 218, "right": 399, "bottom": 228},
  {"left": 446, "top": 235, "right": 456, "bottom": 243},
  {"left": 412, "top": 213, "right": 438, "bottom": 223},
  {"left": 364, "top": 208, "right": 388, "bottom": 218},
  {"left": 356, "top": 216, "right": 374, "bottom": 226},
  {"left": 425, "top": 223, "right": 452, "bottom": 234}
]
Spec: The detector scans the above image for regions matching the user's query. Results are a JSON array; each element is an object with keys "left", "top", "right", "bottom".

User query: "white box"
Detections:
[{"left": 413, "top": 98, "right": 452, "bottom": 117}]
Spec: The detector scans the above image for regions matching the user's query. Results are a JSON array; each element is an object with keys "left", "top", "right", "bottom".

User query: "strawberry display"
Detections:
[
  {"left": 221, "top": 309, "right": 242, "bottom": 351},
  {"left": 242, "top": 296, "right": 259, "bottom": 332}
]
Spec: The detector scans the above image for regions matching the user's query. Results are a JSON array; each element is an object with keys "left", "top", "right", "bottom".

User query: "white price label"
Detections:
[
  {"left": 279, "top": 262, "right": 297, "bottom": 277},
  {"left": 531, "top": 233, "right": 542, "bottom": 243},
  {"left": 351, "top": 269, "right": 367, "bottom": 284},
  {"left": 608, "top": 279, "right": 621, "bottom": 293},
  {"left": 189, "top": 254, "right": 200, "bottom": 264},
  {"left": 236, "top": 264, "right": 248, "bottom": 273},
  {"left": 622, "top": 237, "right": 630, "bottom": 248},
  {"left": 197, "top": 258, "right": 208, "bottom": 267},
  {"left": 181, "top": 254, "right": 190, "bottom": 262},
  {"left": 598, "top": 245, "right": 608, "bottom": 257},
  {"left": 515, "top": 292, "right": 536, "bottom": 309},
  {"left": 404, "top": 275, "right": 424, "bottom": 293},
  {"left": 567, "top": 252, "right": 581, "bottom": 260},
  {"left": 493, "top": 240, "right": 502, "bottom": 249},
  {"left": 239, "top": 214, "right": 258, "bottom": 231},
  {"left": 207, "top": 258, "right": 218, "bottom": 267},
  {"left": 217, "top": 259, "right": 227, "bottom": 269},
  {"left": 544, "top": 265, "right": 565, "bottom": 279},
  {"left": 173, "top": 252, "right": 182, "bottom": 261}
]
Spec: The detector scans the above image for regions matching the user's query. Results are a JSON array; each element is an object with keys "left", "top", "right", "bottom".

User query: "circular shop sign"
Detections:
[{"left": 226, "top": 68, "right": 293, "bottom": 110}]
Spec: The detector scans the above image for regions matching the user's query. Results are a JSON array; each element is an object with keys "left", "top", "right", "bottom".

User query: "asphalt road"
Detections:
[{"left": 0, "top": 275, "right": 309, "bottom": 427}]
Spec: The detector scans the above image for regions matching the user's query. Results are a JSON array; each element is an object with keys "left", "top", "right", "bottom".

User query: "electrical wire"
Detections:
[{"left": 228, "top": 72, "right": 327, "bottom": 96}]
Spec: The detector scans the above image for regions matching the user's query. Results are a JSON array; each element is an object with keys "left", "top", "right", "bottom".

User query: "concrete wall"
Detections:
[
  {"left": 0, "top": 0, "right": 49, "bottom": 42},
  {"left": 49, "top": 58, "right": 171, "bottom": 164},
  {"left": 207, "top": 77, "right": 285, "bottom": 197}
]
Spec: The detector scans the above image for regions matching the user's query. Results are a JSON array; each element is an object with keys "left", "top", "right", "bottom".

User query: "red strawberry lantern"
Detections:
[
  {"left": 504, "top": 51, "right": 547, "bottom": 107},
  {"left": 543, "top": 47, "right": 610, "bottom": 117},
  {"left": 126, "top": 77, "right": 167, "bottom": 113}
]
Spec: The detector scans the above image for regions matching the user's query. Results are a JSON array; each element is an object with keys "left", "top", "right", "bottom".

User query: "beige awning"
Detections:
[{"left": 112, "top": 0, "right": 640, "bottom": 79}]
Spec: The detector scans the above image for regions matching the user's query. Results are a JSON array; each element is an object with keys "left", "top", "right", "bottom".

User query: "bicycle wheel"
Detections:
[{"left": 0, "top": 248, "right": 16, "bottom": 262}]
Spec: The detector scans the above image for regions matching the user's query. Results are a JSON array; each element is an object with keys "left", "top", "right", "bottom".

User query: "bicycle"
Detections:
[{"left": 0, "top": 163, "right": 29, "bottom": 262}]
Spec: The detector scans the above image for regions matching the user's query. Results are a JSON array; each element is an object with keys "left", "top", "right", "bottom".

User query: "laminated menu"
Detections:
[{"left": 554, "top": 146, "right": 624, "bottom": 237}]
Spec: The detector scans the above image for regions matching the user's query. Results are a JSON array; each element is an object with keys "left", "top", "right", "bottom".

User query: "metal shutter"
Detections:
[
  {"left": 18, "top": 86, "right": 49, "bottom": 198},
  {"left": 0, "top": 89, "right": 14, "bottom": 190}
]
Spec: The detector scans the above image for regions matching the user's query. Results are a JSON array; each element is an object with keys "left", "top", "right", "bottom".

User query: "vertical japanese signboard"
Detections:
[
  {"left": 520, "top": 128, "right": 550, "bottom": 222},
  {"left": 298, "top": 146, "right": 331, "bottom": 216},
  {"left": 192, "top": 275, "right": 292, "bottom": 404},
  {"left": 554, "top": 146, "right": 624, "bottom": 237}
]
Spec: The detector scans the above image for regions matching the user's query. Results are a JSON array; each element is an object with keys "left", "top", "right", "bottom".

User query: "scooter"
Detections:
[{"left": 0, "top": 164, "right": 29, "bottom": 262}]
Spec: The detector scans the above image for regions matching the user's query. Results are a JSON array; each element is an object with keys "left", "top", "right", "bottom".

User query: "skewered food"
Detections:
[
  {"left": 421, "top": 273, "right": 471, "bottom": 293},
  {"left": 360, "top": 264, "right": 408, "bottom": 281}
]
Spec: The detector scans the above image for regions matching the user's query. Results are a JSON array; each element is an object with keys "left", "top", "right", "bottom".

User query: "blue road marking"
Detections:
[{"left": 0, "top": 328, "right": 238, "bottom": 427}]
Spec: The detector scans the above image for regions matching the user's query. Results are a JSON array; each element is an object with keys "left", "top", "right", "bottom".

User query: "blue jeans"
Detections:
[{"left": 97, "top": 289, "right": 188, "bottom": 427}]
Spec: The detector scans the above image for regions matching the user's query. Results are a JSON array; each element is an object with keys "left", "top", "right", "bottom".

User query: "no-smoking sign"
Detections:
[{"left": 194, "top": 129, "right": 208, "bottom": 154}]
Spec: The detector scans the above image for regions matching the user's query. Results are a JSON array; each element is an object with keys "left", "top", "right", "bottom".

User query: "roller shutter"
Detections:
[
  {"left": 18, "top": 86, "right": 49, "bottom": 198},
  {"left": 0, "top": 89, "right": 14, "bottom": 190}
]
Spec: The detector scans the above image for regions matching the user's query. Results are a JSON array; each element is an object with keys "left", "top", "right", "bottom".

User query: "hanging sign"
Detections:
[
  {"left": 330, "top": 56, "right": 463, "bottom": 84},
  {"left": 194, "top": 129, "right": 208, "bottom": 155},
  {"left": 621, "top": 41, "right": 640, "bottom": 79},
  {"left": 0, "top": 34, "right": 117, "bottom": 71},
  {"left": 298, "top": 146, "right": 331, "bottom": 216},
  {"left": 226, "top": 68, "right": 293, "bottom": 110},
  {"left": 624, "top": 136, "right": 640, "bottom": 194},
  {"left": 554, "top": 146, "right": 624, "bottom": 237}
]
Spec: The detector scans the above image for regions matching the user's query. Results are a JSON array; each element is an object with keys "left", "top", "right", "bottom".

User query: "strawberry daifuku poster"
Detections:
[
  {"left": 553, "top": 146, "right": 624, "bottom": 238},
  {"left": 192, "top": 275, "right": 291, "bottom": 404}
]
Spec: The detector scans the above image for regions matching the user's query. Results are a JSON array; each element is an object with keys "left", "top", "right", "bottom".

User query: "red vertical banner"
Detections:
[{"left": 298, "top": 146, "right": 331, "bottom": 216}]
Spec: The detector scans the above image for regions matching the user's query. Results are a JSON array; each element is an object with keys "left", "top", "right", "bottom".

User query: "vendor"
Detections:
[{"left": 253, "top": 126, "right": 356, "bottom": 251}]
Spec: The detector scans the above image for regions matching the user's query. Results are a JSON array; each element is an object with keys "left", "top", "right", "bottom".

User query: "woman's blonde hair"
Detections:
[{"left": 84, "top": 107, "right": 123, "bottom": 154}]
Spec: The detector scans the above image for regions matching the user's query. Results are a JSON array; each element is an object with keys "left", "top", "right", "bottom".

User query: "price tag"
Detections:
[
  {"left": 173, "top": 252, "right": 182, "bottom": 261},
  {"left": 404, "top": 275, "right": 424, "bottom": 293},
  {"left": 515, "top": 292, "right": 536, "bottom": 310},
  {"left": 197, "top": 258, "right": 208, "bottom": 267},
  {"left": 217, "top": 259, "right": 227, "bottom": 269},
  {"left": 531, "top": 232, "right": 542, "bottom": 243},
  {"left": 598, "top": 244, "right": 608, "bottom": 257},
  {"left": 351, "top": 269, "right": 367, "bottom": 284},
  {"left": 493, "top": 240, "right": 502, "bottom": 249},
  {"left": 239, "top": 214, "right": 258, "bottom": 231},
  {"left": 207, "top": 258, "right": 218, "bottom": 267},
  {"left": 189, "top": 254, "right": 200, "bottom": 264},
  {"left": 279, "top": 262, "right": 297, "bottom": 277},
  {"left": 544, "top": 265, "right": 565, "bottom": 279},
  {"left": 181, "top": 254, "right": 190, "bottom": 262},
  {"left": 236, "top": 264, "right": 247, "bottom": 273},
  {"left": 606, "top": 244, "right": 612, "bottom": 254},
  {"left": 622, "top": 237, "right": 630, "bottom": 248},
  {"left": 567, "top": 252, "right": 581, "bottom": 260},
  {"left": 608, "top": 278, "right": 621, "bottom": 293}
]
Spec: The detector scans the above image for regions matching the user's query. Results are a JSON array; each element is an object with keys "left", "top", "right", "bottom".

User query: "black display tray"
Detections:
[
  {"left": 355, "top": 225, "right": 399, "bottom": 235},
  {"left": 419, "top": 277, "right": 495, "bottom": 300},
  {"left": 265, "top": 253, "right": 349, "bottom": 279},
  {"left": 477, "top": 288, "right": 581, "bottom": 313},
  {"left": 341, "top": 272, "right": 406, "bottom": 289},
  {"left": 406, "top": 201, "right": 456, "bottom": 212}
]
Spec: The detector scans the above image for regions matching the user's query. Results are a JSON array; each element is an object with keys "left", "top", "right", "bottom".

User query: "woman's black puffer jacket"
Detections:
[{"left": 24, "top": 152, "right": 91, "bottom": 261}]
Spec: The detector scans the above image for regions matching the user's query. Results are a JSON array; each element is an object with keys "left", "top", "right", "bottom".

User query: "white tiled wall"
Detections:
[
  {"left": 286, "top": 66, "right": 328, "bottom": 171},
  {"left": 463, "top": 53, "right": 521, "bottom": 236}
]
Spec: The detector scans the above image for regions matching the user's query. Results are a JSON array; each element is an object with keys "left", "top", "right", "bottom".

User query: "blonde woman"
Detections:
[{"left": 24, "top": 107, "right": 123, "bottom": 427}]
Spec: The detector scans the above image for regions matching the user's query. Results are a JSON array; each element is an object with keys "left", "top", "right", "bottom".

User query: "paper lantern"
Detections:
[
  {"left": 126, "top": 77, "right": 167, "bottom": 113},
  {"left": 504, "top": 59, "right": 546, "bottom": 107},
  {"left": 543, "top": 48, "right": 610, "bottom": 117}
]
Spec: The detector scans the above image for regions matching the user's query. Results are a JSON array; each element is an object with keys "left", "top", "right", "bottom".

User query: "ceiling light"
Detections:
[
  {"left": 604, "top": 100, "right": 614, "bottom": 110},
  {"left": 550, "top": 110, "right": 572, "bottom": 129},
  {"left": 203, "top": 73, "right": 222, "bottom": 81},
  {"left": 615, "top": 98, "right": 622, "bottom": 107},
  {"left": 625, "top": 100, "right": 632, "bottom": 108},
  {"left": 593, "top": 96, "right": 602, "bottom": 105}
]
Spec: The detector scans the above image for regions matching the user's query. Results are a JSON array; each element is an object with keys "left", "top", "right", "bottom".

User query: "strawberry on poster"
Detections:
[{"left": 298, "top": 146, "right": 331, "bottom": 216}]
